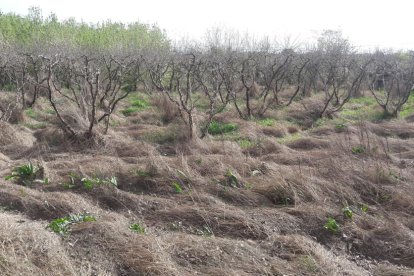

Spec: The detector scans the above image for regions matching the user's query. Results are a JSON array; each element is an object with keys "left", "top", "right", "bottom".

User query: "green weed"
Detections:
[
  {"left": 351, "top": 145, "right": 365, "bottom": 154},
  {"left": 172, "top": 181, "right": 183, "bottom": 193},
  {"left": 237, "top": 138, "right": 254, "bottom": 149},
  {"left": 47, "top": 213, "right": 96, "bottom": 235},
  {"left": 62, "top": 173, "right": 118, "bottom": 190},
  {"left": 208, "top": 121, "right": 238, "bottom": 135},
  {"left": 122, "top": 95, "right": 150, "bottom": 116},
  {"left": 129, "top": 223, "right": 146, "bottom": 234},
  {"left": 5, "top": 163, "right": 42, "bottom": 186},
  {"left": 195, "top": 225, "right": 213, "bottom": 237},
  {"left": 360, "top": 204, "right": 369, "bottom": 213},
  {"left": 276, "top": 132, "right": 302, "bottom": 144},
  {"left": 225, "top": 169, "right": 239, "bottom": 188},
  {"left": 342, "top": 207, "right": 353, "bottom": 219},
  {"left": 25, "top": 108, "right": 37, "bottom": 119},
  {"left": 324, "top": 217, "right": 339, "bottom": 233},
  {"left": 257, "top": 118, "right": 275, "bottom": 127}
]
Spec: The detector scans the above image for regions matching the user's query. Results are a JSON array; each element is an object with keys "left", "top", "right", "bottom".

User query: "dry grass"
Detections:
[{"left": 0, "top": 93, "right": 414, "bottom": 275}]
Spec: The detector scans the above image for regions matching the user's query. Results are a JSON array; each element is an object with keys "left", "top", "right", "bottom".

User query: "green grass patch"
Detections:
[
  {"left": 276, "top": 132, "right": 302, "bottom": 144},
  {"left": 236, "top": 137, "right": 254, "bottom": 149},
  {"left": 24, "top": 122, "right": 47, "bottom": 129},
  {"left": 208, "top": 121, "right": 238, "bottom": 135},
  {"left": 129, "top": 223, "right": 146, "bottom": 234},
  {"left": 256, "top": 117, "right": 275, "bottom": 127},
  {"left": 122, "top": 94, "right": 150, "bottom": 116},
  {"left": 400, "top": 93, "right": 414, "bottom": 118},
  {"left": 25, "top": 108, "right": 38, "bottom": 119},
  {"left": 340, "top": 96, "right": 385, "bottom": 121}
]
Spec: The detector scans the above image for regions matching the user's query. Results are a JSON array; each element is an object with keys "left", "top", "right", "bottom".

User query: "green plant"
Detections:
[
  {"left": 208, "top": 121, "right": 238, "bottom": 135},
  {"left": 5, "top": 163, "right": 41, "bottom": 186},
  {"left": 63, "top": 174, "right": 118, "bottom": 190},
  {"left": 335, "top": 123, "right": 346, "bottom": 132},
  {"left": 129, "top": 223, "right": 146, "bottom": 234},
  {"left": 81, "top": 176, "right": 118, "bottom": 189},
  {"left": 237, "top": 138, "right": 254, "bottom": 149},
  {"left": 276, "top": 132, "right": 302, "bottom": 144},
  {"left": 257, "top": 118, "right": 275, "bottom": 127},
  {"left": 324, "top": 217, "right": 340, "bottom": 233},
  {"left": 351, "top": 145, "right": 365, "bottom": 154},
  {"left": 172, "top": 182, "right": 183, "bottom": 193},
  {"left": 360, "top": 204, "right": 368, "bottom": 213},
  {"left": 225, "top": 169, "right": 239, "bottom": 188},
  {"left": 169, "top": 221, "right": 183, "bottom": 231},
  {"left": 195, "top": 225, "right": 213, "bottom": 237},
  {"left": 342, "top": 207, "right": 353, "bottom": 219},
  {"left": 47, "top": 213, "right": 96, "bottom": 235},
  {"left": 25, "top": 108, "right": 37, "bottom": 119},
  {"left": 121, "top": 96, "right": 150, "bottom": 116}
]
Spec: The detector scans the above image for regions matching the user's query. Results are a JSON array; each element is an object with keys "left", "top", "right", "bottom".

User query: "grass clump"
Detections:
[
  {"left": 351, "top": 145, "right": 365, "bottom": 154},
  {"left": 122, "top": 95, "right": 150, "bottom": 116},
  {"left": 256, "top": 117, "right": 275, "bottom": 127},
  {"left": 208, "top": 121, "right": 238, "bottom": 135},
  {"left": 129, "top": 223, "right": 146, "bottom": 234},
  {"left": 172, "top": 181, "right": 183, "bottom": 193},
  {"left": 47, "top": 213, "right": 96, "bottom": 235},
  {"left": 276, "top": 132, "right": 302, "bottom": 144},
  {"left": 324, "top": 217, "right": 340, "bottom": 234},
  {"left": 5, "top": 163, "right": 45, "bottom": 186},
  {"left": 237, "top": 138, "right": 254, "bottom": 149},
  {"left": 342, "top": 206, "right": 353, "bottom": 219},
  {"left": 225, "top": 169, "right": 240, "bottom": 188},
  {"left": 341, "top": 96, "right": 384, "bottom": 122},
  {"left": 25, "top": 108, "right": 38, "bottom": 119}
]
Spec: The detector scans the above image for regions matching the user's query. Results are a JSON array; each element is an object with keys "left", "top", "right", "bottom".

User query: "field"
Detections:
[{"left": 0, "top": 90, "right": 414, "bottom": 276}]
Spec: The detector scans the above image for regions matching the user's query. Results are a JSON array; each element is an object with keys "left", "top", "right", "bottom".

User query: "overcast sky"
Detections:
[{"left": 1, "top": 0, "right": 413, "bottom": 50}]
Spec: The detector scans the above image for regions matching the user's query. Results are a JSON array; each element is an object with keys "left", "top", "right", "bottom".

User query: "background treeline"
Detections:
[
  {"left": 0, "top": 8, "right": 413, "bottom": 140},
  {"left": 0, "top": 7, "right": 169, "bottom": 51}
]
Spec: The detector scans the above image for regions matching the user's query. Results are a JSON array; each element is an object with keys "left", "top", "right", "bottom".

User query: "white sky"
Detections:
[{"left": 1, "top": 0, "right": 414, "bottom": 50}]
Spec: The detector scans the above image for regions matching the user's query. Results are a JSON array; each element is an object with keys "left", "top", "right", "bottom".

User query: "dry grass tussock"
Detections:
[{"left": 0, "top": 93, "right": 414, "bottom": 275}]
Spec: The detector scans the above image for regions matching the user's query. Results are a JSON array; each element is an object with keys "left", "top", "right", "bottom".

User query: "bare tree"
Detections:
[{"left": 367, "top": 52, "right": 414, "bottom": 117}]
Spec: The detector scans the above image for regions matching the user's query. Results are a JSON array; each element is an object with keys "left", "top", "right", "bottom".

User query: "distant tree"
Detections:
[{"left": 367, "top": 51, "right": 414, "bottom": 117}]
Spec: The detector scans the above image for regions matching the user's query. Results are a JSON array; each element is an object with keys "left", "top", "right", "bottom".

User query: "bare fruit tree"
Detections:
[
  {"left": 41, "top": 53, "right": 131, "bottom": 139},
  {"left": 367, "top": 52, "right": 414, "bottom": 117}
]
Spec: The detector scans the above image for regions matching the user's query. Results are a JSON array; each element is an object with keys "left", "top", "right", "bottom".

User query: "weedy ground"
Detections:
[{"left": 0, "top": 92, "right": 414, "bottom": 275}]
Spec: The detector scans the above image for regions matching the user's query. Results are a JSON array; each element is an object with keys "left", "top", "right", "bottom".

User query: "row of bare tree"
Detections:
[{"left": 1, "top": 38, "right": 414, "bottom": 140}]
